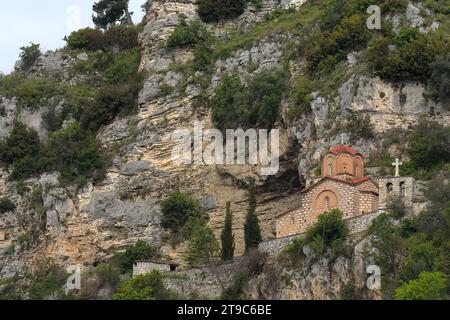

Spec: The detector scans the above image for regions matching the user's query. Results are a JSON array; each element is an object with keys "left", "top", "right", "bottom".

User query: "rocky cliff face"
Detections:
[{"left": 0, "top": 0, "right": 449, "bottom": 295}]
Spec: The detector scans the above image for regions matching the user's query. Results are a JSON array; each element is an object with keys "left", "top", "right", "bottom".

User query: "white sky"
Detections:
[{"left": 0, "top": 0, "right": 146, "bottom": 74}]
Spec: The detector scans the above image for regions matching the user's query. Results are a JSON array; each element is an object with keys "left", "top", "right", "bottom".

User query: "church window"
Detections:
[
  {"left": 291, "top": 216, "right": 295, "bottom": 224},
  {"left": 387, "top": 183, "right": 393, "bottom": 194},
  {"left": 328, "top": 163, "right": 334, "bottom": 176},
  {"left": 400, "top": 182, "right": 406, "bottom": 198},
  {"left": 355, "top": 164, "right": 359, "bottom": 176},
  {"left": 325, "top": 196, "right": 330, "bottom": 210}
]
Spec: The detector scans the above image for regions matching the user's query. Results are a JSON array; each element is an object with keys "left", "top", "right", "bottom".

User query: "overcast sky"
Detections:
[{"left": 0, "top": 0, "right": 146, "bottom": 74}]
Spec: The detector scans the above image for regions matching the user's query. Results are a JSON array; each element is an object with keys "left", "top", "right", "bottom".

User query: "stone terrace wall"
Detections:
[
  {"left": 164, "top": 259, "right": 245, "bottom": 298},
  {"left": 261, "top": 210, "right": 382, "bottom": 255}
]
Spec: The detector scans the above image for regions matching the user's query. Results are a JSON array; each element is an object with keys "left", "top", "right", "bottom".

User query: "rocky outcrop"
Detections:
[{"left": 0, "top": 1, "right": 449, "bottom": 300}]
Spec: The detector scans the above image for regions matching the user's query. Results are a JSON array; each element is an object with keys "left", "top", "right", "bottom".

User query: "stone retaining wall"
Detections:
[{"left": 260, "top": 210, "right": 383, "bottom": 255}]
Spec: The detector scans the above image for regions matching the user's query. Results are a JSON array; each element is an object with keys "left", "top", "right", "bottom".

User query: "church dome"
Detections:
[{"left": 322, "top": 144, "right": 366, "bottom": 180}]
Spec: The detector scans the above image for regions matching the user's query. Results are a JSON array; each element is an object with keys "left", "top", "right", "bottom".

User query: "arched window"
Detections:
[
  {"left": 325, "top": 196, "right": 330, "bottom": 210},
  {"left": 355, "top": 164, "right": 359, "bottom": 177},
  {"left": 400, "top": 182, "right": 406, "bottom": 198},
  {"left": 328, "top": 163, "right": 334, "bottom": 176},
  {"left": 387, "top": 183, "right": 393, "bottom": 194}
]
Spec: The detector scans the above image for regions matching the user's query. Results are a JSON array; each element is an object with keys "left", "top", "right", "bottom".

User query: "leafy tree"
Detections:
[
  {"left": 19, "top": 43, "right": 41, "bottom": 71},
  {"left": 0, "top": 122, "right": 40, "bottom": 164},
  {"left": 197, "top": 0, "right": 246, "bottom": 23},
  {"left": 116, "top": 240, "right": 160, "bottom": 274},
  {"left": 244, "top": 178, "right": 262, "bottom": 251},
  {"left": 160, "top": 189, "right": 206, "bottom": 234},
  {"left": 0, "top": 198, "right": 16, "bottom": 213},
  {"left": 112, "top": 270, "right": 176, "bottom": 300},
  {"left": 211, "top": 75, "right": 245, "bottom": 131},
  {"left": 28, "top": 258, "right": 68, "bottom": 300},
  {"left": 394, "top": 271, "right": 448, "bottom": 300},
  {"left": 221, "top": 202, "right": 235, "bottom": 261},
  {"left": 243, "top": 68, "right": 290, "bottom": 129},
  {"left": 92, "top": 0, "right": 133, "bottom": 30},
  {"left": 186, "top": 223, "right": 221, "bottom": 267},
  {"left": 306, "top": 209, "right": 349, "bottom": 253}
]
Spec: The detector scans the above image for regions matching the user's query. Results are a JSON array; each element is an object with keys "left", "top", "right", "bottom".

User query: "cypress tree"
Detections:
[
  {"left": 244, "top": 178, "right": 262, "bottom": 251},
  {"left": 221, "top": 202, "right": 235, "bottom": 261}
]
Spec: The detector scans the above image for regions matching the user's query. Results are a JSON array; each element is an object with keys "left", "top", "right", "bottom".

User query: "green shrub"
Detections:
[
  {"left": 306, "top": 14, "right": 371, "bottom": 73},
  {"left": 11, "top": 156, "right": 42, "bottom": 181},
  {"left": 197, "top": 0, "right": 246, "bottom": 23},
  {"left": 65, "top": 28, "right": 104, "bottom": 51},
  {"left": 81, "top": 71, "right": 145, "bottom": 130},
  {"left": 367, "top": 213, "right": 403, "bottom": 277},
  {"left": 65, "top": 25, "right": 138, "bottom": 51},
  {"left": 103, "top": 25, "right": 139, "bottom": 51},
  {"left": 43, "top": 122, "right": 104, "bottom": 185},
  {"left": 211, "top": 75, "right": 245, "bottom": 131},
  {"left": 386, "top": 197, "right": 406, "bottom": 219},
  {"left": 244, "top": 68, "right": 290, "bottom": 129},
  {"left": 91, "top": 263, "right": 121, "bottom": 287},
  {"left": 220, "top": 272, "right": 250, "bottom": 300},
  {"left": 192, "top": 42, "right": 214, "bottom": 72},
  {"left": 400, "top": 238, "right": 440, "bottom": 282},
  {"left": 0, "top": 198, "right": 16, "bottom": 213},
  {"left": 0, "top": 74, "right": 65, "bottom": 111},
  {"left": 104, "top": 49, "right": 141, "bottom": 84},
  {"left": 367, "top": 31, "right": 448, "bottom": 82},
  {"left": 288, "top": 79, "right": 316, "bottom": 119},
  {"left": 166, "top": 20, "right": 211, "bottom": 48},
  {"left": 282, "top": 237, "right": 307, "bottom": 267},
  {"left": 116, "top": 240, "right": 160, "bottom": 274},
  {"left": 19, "top": 43, "right": 41, "bottom": 71},
  {"left": 112, "top": 270, "right": 176, "bottom": 300},
  {"left": 160, "top": 190, "right": 206, "bottom": 234},
  {"left": 407, "top": 119, "right": 450, "bottom": 172},
  {"left": 28, "top": 259, "right": 68, "bottom": 300},
  {"left": 394, "top": 271, "right": 448, "bottom": 300},
  {"left": 0, "top": 122, "right": 41, "bottom": 165},
  {"left": 212, "top": 68, "right": 290, "bottom": 131},
  {"left": 306, "top": 209, "right": 349, "bottom": 253},
  {"left": 427, "top": 58, "right": 450, "bottom": 109}
]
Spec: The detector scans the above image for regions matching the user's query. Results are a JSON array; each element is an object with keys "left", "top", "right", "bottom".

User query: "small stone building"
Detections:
[
  {"left": 276, "top": 144, "right": 379, "bottom": 238},
  {"left": 133, "top": 260, "right": 179, "bottom": 277},
  {"left": 378, "top": 176, "right": 415, "bottom": 211}
]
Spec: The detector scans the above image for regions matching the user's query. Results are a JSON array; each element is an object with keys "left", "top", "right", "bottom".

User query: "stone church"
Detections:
[{"left": 275, "top": 143, "right": 417, "bottom": 239}]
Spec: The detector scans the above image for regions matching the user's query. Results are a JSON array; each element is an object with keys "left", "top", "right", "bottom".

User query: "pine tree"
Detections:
[
  {"left": 244, "top": 178, "right": 262, "bottom": 251},
  {"left": 92, "top": 0, "right": 133, "bottom": 30},
  {"left": 221, "top": 202, "right": 235, "bottom": 261}
]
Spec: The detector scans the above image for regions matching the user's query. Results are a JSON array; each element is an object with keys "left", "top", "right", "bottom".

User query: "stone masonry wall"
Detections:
[
  {"left": 276, "top": 179, "right": 379, "bottom": 238},
  {"left": 133, "top": 262, "right": 172, "bottom": 276},
  {"left": 261, "top": 210, "right": 382, "bottom": 255}
]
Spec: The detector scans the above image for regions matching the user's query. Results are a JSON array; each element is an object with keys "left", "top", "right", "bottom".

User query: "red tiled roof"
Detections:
[
  {"left": 328, "top": 145, "right": 362, "bottom": 156},
  {"left": 324, "top": 175, "right": 371, "bottom": 185}
]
